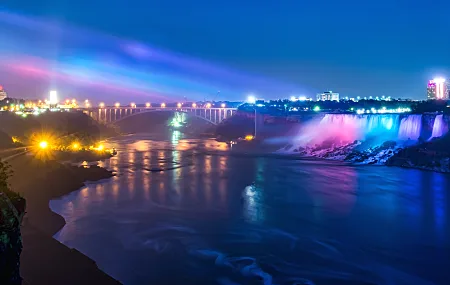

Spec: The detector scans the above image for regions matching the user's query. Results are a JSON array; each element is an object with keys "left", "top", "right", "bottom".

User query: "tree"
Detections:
[{"left": 0, "top": 159, "right": 25, "bottom": 285}]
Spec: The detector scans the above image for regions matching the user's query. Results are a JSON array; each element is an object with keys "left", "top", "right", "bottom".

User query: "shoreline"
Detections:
[{"left": 8, "top": 154, "right": 121, "bottom": 285}]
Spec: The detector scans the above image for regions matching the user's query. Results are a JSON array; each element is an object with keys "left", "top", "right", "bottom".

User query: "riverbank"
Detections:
[{"left": 8, "top": 154, "right": 121, "bottom": 285}]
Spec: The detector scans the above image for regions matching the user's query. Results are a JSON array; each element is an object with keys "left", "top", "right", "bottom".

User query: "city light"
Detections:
[
  {"left": 355, "top": 107, "right": 411, "bottom": 114},
  {"left": 99, "top": 102, "right": 105, "bottom": 108},
  {"left": 192, "top": 103, "right": 197, "bottom": 108},
  {"left": 290, "top": 96, "right": 296, "bottom": 101},
  {"left": 433, "top": 77, "right": 446, "bottom": 99},
  {"left": 72, "top": 143, "right": 80, "bottom": 150},
  {"left": 49, "top": 90, "right": 58, "bottom": 105},
  {"left": 146, "top": 103, "right": 151, "bottom": 107},
  {"left": 313, "top": 106, "right": 321, "bottom": 111},
  {"left": 177, "top": 103, "right": 182, "bottom": 108},
  {"left": 247, "top": 95, "right": 256, "bottom": 104},
  {"left": 298, "top": 96, "right": 307, "bottom": 101},
  {"left": 221, "top": 103, "right": 226, "bottom": 108},
  {"left": 161, "top": 103, "right": 166, "bottom": 108},
  {"left": 115, "top": 102, "right": 120, "bottom": 108}
]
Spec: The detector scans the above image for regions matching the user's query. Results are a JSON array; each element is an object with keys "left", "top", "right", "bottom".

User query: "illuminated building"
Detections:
[
  {"left": 427, "top": 78, "right": 448, "bottom": 99},
  {"left": 316, "top": 91, "right": 339, "bottom": 101},
  {"left": 0, "top": 85, "right": 7, "bottom": 101},
  {"left": 49, "top": 90, "right": 58, "bottom": 105}
]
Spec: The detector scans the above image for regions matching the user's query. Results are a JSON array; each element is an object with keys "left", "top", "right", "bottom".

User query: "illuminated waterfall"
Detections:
[
  {"left": 297, "top": 114, "right": 401, "bottom": 146},
  {"left": 430, "top": 114, "right": 448, "bottom": 139},
  {"left": 398, "top": 115, "right": 422, "bottom": 141},
  {"left": 290, "top": 114, "right": 425, "bottom": 151}
]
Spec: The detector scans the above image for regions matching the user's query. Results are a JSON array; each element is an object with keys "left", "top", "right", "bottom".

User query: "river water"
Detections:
[{"left": 50, "top": 132, "right": 450, "bottom": 285}]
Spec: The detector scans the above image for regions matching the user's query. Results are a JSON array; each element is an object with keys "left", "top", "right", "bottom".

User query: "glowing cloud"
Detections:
[{"left": 0, "top": 9, "right": 305, "bottom": 103}]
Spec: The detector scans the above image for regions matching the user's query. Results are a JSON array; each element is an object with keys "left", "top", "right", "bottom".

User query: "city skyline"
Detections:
[{"left": 1, "top": 2, "right": 450, "bottom": 101}]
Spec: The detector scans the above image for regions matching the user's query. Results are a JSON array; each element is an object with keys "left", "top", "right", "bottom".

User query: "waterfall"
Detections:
[
  {"left": 430, "top": 114, "right": 447, "bottom": 139},
  {"left": 294, "top": 114, "right": 401, "bottom": 147},
  {"left": 398, "top": 115, "right": 422, "bottom": 140}
]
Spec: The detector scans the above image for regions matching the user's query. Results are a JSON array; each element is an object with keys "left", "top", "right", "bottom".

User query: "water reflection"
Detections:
[
  {"left": 306, "top": 165, "right": 357, "bottom": 216},
  {"left": 50, "top": 133, "right": 450, "bottom": 285}
]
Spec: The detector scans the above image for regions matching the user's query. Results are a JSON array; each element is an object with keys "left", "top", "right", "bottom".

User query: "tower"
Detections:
[{"left": 427, "top": 78, "right": 447, "bottom": 100}]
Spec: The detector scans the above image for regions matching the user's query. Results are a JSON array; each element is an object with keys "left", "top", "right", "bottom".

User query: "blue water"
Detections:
[{"left": 50, "top": 132, "right": 450, "bottom": 285}]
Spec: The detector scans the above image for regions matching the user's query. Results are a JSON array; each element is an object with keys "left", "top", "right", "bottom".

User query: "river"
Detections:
[{"left": 50, "top": 131, "right": 450, "bottom": 285}]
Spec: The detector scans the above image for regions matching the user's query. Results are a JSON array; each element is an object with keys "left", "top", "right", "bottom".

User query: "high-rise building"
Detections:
[
  {"left": 316, "top": 91, "right": 339, "bottom": 101},
  {"left": 0, "top": 85, "right": 7, "bottom": 101},
  {"left": 427, "top": 78, "right": 448, "bottom": 99}
]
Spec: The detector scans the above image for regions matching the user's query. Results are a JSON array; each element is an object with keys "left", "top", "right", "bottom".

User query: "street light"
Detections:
[
  {"left": 177, "top": 103, "right": 182, "bottom": 108},
  {"left": 206, "top": 103, "right": 211, "bottom": 108},
  {"left": 130, "top": 102, "right": 136, "bottom": 108},
  {"left": 221, "top": 103, "right": 226, "bottom": 108},
  {"left": 115, "top": 102, "right": 120, "bottom": 108},
  {"left": 146, "top": 102, "right": 151, "bottom": 107},
  {"left": 99, "top": 102, "right": 105, "bottom": 108},
  {"left": 161, "top": 103, "right": 166, "bottom": 108},
  {"left": 247, "top": 95, "right": 256, "bottom": 104},
  {"left": 192, "top": 103, "right": 197, "bottom": 108}
]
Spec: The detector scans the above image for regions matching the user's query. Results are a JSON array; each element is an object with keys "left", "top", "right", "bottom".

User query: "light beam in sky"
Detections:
[{"left": 0, "top": 9, "right": 307, "bottom": 103}]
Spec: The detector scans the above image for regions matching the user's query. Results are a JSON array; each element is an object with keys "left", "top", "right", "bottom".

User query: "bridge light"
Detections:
[
  {"left": 130, "top": 102, "right": 136, "bottom": 108},
  {"left": 221, "top": 103, "right": 226, "bottom": 108},
  {"left": 206, "top": 103, "right": 211, "bottom": 108},
  {"left": 115, "top": 102, "right": 120, "bottom": 108},
  {"left": 146, "top": 102, "right": 151, "bottom": 108},
  {"left": 99, "top": 102, "right": 105, "bottom": 108},
  {"left": 177, "top": 103, "right": 182, "bottom": 108},
  {"left": 192, "top": 103, "right": 197, "bottom": 108},
  {"left": 161, "top": 103, "right": 166, "bottom": 108}
]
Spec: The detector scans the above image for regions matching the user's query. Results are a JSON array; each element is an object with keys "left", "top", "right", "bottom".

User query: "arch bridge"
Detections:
[{"left": 80, "top": 107, "right": 237, "bottom": 125}]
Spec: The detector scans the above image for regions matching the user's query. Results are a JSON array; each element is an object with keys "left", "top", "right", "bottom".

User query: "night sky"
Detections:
[{"left": 1, "top": 1, "right": 450, "bottom": 103}]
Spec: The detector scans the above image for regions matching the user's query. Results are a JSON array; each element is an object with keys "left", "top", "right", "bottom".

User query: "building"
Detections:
[
  {"left": 0, "top": 85, "right": 7, "bottom": 101},
  {"left": 316, "top": 91, "right": 339, "bottom": 101},
  {"left": 427, "top": 78, "right": 448, "bottom": 99}
]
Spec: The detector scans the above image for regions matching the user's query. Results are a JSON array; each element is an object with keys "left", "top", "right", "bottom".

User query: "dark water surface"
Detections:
[{"left": 50, "top": 132, "right": 450, "bottom": 285}]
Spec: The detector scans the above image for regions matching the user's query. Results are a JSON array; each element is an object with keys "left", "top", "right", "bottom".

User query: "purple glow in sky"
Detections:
[{"left": 0, "top": 10, "right": 307, "bottom": 103}]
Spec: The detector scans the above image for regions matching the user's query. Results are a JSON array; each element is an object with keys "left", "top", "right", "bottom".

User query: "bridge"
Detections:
[{"left": 80, "top": 106, "right": 238, "bottom": 125}]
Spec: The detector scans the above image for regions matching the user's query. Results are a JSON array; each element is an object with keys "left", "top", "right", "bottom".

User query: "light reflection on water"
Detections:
[{"left": 51, "top": 133, "right": 450, "bottom": 285}]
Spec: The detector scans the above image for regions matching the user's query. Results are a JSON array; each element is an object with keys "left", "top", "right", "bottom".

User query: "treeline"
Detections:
[{"left": 0, "top": 111, "right": 119, "bottom": 147}]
